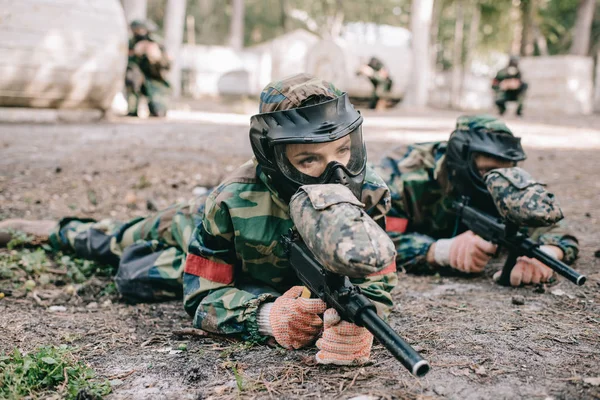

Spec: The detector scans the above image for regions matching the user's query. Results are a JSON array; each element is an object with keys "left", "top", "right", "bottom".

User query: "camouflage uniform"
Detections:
[
  {"left": 492, "top": 65, "right": 527, "bottom": 116},
  {"left": 126, "top": 23, "right": 171, "bottom": 117},
  {"left": 375, "top": 142, "right": 579, "bottom": 274},
  {"left": 183, "top": 159, "right": 397, "bottom": 342},
  {"left": 49, "top": 197, "right": 206, "bottom": 301},
  {"left": 361, "top": 57, "right": 393, "bottom": 110}
]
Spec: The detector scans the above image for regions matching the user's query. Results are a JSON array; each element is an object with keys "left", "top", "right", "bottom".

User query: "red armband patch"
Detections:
[
  {"left": 368, "top": 261, "right": 397, "bottom": 277},
  {"left": 184, "top": 254, "right": 234, "bottom": 284},
  {"left": 386, "top": 217, "right": 408, "bottom": 233}
]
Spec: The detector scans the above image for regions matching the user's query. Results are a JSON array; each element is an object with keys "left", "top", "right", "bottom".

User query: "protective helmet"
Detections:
[
  {"left": 445, "top": 115, "right": 526, "bottom": 215},
  {"left": 250, "top": 73, "right": 367, "bottom": 202}
]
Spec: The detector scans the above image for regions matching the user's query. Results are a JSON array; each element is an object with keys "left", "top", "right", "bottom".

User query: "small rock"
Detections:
[
  {"left": 124, "top": 192, "right": 137, "bottom": 206},
  {"left": 474, "top": 366, "right": 487, "bottom": 376},
  {"left": 49, "top": 306, "right": 67, "bottom": 312},
  {"left": 83, "top": 174, "right": 93, "bottom": 183},
  {"left": 585, "top": 212, "right": 591, "bottom": 218},
  {"left": 64, "top": 285, "right": 76, "bottom": 296},
  {"left": 551, "top": 289, "right": 565, "bottom": 297},
  {"left": 512, "top": 296, "right": 525, "bottom": 305},
  {"left": 24, "top": 280, "right": 36, "bottom": 291},
  {"left": 583, "top": 377, "right": 600, "bottom": 386},
  {"left": 594, "top": 250, "right": 600, "bottom": 258},
  {"left": 55, "top": 166, "right": 62, "bottom": 173},
  {"left": 101, "top": 299, "right": 112, "bottom": 308},
  {"left": 192, "top": 186, "right": 208, "bottom": 196},
  {"left": 86, "top": 302, "right": 98, "bottom": 309},
  {"left": 146, "top": 199, "right": 158, "bottom": 211}
]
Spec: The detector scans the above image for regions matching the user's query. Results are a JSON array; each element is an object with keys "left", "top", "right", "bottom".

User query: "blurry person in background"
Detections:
[
  {"left": 126, "top": 20, "right": 171, "bottom": 117},
  {"left": 492, "top": 56, "right": 528, "bottom": 117},
  {"left": 356, "top": 57, "right": 393, "bottom": 110}
]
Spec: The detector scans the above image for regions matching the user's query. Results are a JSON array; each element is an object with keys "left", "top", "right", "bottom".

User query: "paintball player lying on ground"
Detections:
[
  {"left": 376, "top": 115, "right": 579, "bottom": 286},
  {"left": 0, "top": 74, "right": 397, "bottom": 366}
]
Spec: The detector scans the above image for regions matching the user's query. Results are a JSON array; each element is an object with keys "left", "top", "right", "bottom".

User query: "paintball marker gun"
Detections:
[
  {"left": 453, "top": 198, "right": 586, "bottom": 286},
  {"left": 283, "top": 230, "right": 430, "bottom": 377}
]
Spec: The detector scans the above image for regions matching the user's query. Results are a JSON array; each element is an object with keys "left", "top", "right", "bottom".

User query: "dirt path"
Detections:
[{"left": 1, "top": 107, "right": 599, "bottom": 400}]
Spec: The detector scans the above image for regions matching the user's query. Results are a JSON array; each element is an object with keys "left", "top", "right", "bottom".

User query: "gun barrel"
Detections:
[
  {"left": 530, "top": 247, "right": 586, "bottom": 286},
  {"left": 359, "top": 308, "right": 430, "bottom": 377}
]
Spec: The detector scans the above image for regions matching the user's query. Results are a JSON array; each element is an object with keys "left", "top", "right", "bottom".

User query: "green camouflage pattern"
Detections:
[
  {"left": 455, "top": 114, "right": 514, "bottom": 136},
  {"left": 126, "top": 35, "right": 171, "bottom": 117},
  {"left": 492, "top": 66, "right": 526, "bottom": 114},
  {"left": 184, "top": 159, "right": 397, "bottom": 341},
  {"left": 258, "top": 73, "right": 343, "bottom": 113},
  {"left": 49, "top": 197, "right": 205, "bottom": 301},
  {"left": 374, "top": 141, "right": 579, "bottom": 273},
  {"left": 485, "top": 167, "right": 564, "bottom": 227},
  {"left": 289, "top": 184, "right": 396, "bottom": 278}
]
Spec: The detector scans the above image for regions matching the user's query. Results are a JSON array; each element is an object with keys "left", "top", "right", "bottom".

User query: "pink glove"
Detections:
[
  {"left": 268, "top": 286, "right": 327, "bottom": 349},
  {"left": 433, "top": 231, "right": 497, "bottom": 273},
  {"left": 493, "top": 245, "right": 559, "bottom": 286},
  {"left": 315, "top": 308, "right": 373, "bottom": 366}
]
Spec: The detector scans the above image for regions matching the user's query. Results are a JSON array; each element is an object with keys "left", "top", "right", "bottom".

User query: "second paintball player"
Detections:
[
  {"left": 376, "top": 115, "right": 579, "bottom": 286},
  {"left": 126, "top": 20, "right": 171, "bottom": 117}
]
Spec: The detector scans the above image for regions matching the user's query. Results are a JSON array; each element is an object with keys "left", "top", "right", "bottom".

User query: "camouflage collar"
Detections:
[{"left": 254, "top": 158, "right": 290, "bottom": 213}]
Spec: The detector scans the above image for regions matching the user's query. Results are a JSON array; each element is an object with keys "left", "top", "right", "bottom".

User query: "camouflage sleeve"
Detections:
[
  {"left": 351, "top": 269, "right": 398, "bottom": 320},
  {"left": 388, "top": 231, "right": 437, "bottom": 274},
  {"left": 527, "top": 221, "right": 579, "bottom": 265},
  {"left": 182, "top": 190, "right": 275, "bottom": 342}
]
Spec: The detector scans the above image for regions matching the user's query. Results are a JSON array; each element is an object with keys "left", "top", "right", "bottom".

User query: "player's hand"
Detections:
[
  {"left": 315, "top": 308, "right": 373, "bottom": 366},
  {"left": 430, "top": 231, "right": 497, "bottom": 273},
  {"left": 133, "top": 40, "right": 150, "bottom": 56},
  {"left": 144, "top": 42, "right": 163, "bottom": 63},
  {"left": 493, "top": 245, "right": 559, "bottom": 286},
  {"left": 269, "top": 286, "right": 327, "bottom": 349}
]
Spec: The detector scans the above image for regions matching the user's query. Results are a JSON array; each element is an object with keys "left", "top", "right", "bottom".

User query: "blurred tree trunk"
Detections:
[
  {"left": 533, "top": 23, "right": 548, "bottom": 56},
  {"left": 520, "top": 0, "right": 535, "bottom": 56},
  {"left": 451, "top": 0, "right": 464, "bottom": 108},
  {"left": 404, "top": 0, "right": 434, "bottom": 107},
  {"left": 164, "top": 0, "right": 187, "bottom": 98},
  {"left": 430, "top": 0, "right": 443, "bottom": 70},
  {"left": 465, "top": 2, "right": 480, "bottom": 74},
  {"left": 570, "top": 0, "right": 597, "bottom": 56},
  {"left": 510, "top": 1, "right": 522, "bottom": 55},
  {"left": 229, "top": 0, "right": 245, "bottom": 50},
  {"left": 280, "top": 0, "right": 288, "bottom": 32},
  {"left": 122, "top": 0, "right": 147, "bottom": 22}
]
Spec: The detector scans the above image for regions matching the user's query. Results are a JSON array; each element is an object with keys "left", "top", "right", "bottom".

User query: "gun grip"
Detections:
[
  {"left": 498, "top": 252, "right": 518, "bottom": 286},
  {"left": 301, "top": 287, "right": 312, "bottom": 299}
]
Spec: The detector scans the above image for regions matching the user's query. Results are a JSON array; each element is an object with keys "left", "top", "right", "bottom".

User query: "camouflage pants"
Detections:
[
  {"left": 495, "top": 83, "right": 528, "bottom": 116},
  {"left": 49, "top": 197, "right": 206, "bottom": 301},
  {"left": 125, "top": 64, "right": 170, "bottom": 117},
  {"left": 369, "top": 77, "right": 393, "bottom": 109}
]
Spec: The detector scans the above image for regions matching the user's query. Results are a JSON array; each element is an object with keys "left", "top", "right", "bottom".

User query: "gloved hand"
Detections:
[
  {"left": 493, "top": 245, "right": 559, "bottom": 286},
  {"left": 268, "top": 286, "right": 327, "bottom": 349},
  {"left": 431, "top": 231, "right": 497, "bottom": 273},
  {"left": 315, "top": 308, "right": 373, "bottom": 366},
  {"left": 145, "top": 42, "right": 163, "bottom": 63}
]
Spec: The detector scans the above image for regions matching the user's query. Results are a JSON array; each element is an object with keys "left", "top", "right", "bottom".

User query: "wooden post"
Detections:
[{"left": 164, "top": 0, "right": 187, "bottom": 98}]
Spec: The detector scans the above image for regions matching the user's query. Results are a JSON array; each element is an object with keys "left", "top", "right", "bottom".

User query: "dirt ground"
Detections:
[{"left": 0, "top": 103, "right": 599, "bottom": 400}]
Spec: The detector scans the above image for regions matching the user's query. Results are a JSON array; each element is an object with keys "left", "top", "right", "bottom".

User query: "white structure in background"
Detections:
[
  {"left": 180, "top": 29, "right": 318, "bottom": 97},
  {"left": 305, "top": 23, "right": 412, "bottom": 99},
  {"left": 180, "top": 24, "right": 412, "bottom": 100},
  {"left": 0, "top": 0, "right": 128, "bottom": 110},
  {"left": 520, "top": 56, "right": 594, "bottom": 115}
]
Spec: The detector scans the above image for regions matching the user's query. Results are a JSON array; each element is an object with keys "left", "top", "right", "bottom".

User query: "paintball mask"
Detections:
[
  {"left": 445, "top": 115, "right": 526, "bottom": 215},
  {"left": 250, "top": 93, "right": 367, "bottom": 201}
]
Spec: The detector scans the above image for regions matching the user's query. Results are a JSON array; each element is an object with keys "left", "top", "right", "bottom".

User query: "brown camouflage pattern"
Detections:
[
  {"left": 485, "top": 167, "right": 564, "bottom": 227},
  {"left": 290, "top": 184, "right": 396, "bottom": 278}
]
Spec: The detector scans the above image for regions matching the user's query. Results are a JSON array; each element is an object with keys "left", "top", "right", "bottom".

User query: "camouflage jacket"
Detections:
[
  {"left": 492, "top": 66, "right": 522, "bottom": 92},
  {"left": 128, "top": 35, "right": 170, "bottom": 83},
  {"left": 182, "top": 159, "right": 397, "bottom": 341},
  {"left": 375, "top": 142, "right": 579, "bottom": 274}
]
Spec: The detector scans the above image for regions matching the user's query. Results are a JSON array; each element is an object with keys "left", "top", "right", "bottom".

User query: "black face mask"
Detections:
[
  {"left": 134, "top": 33, "right": 149, "bottom": 41},
  {"left": 250, "top": 94, "right": 367, "bottom": 202},
  {"left": 446, "top": 127, "right": 526, "bottom": 215}
]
